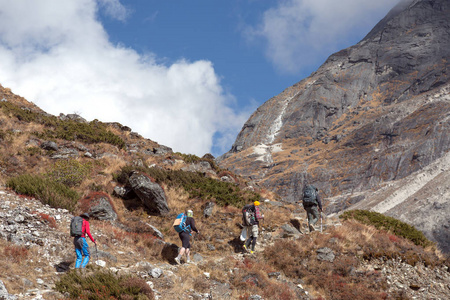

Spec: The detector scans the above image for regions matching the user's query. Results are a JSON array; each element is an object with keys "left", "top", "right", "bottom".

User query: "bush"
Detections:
[
  {"left": 340, "top": 210, "right": 434, "bottom": 247},
  {"left": 115, "top": 166, "right": 260, "bottom": 207},
  {"left": 55, "top": 269, "right": 154, "bottom": 299},
  {"left": 0, "top": 101, "right": 125, "bottom": 149},
  {"left": 3, "top": 244, "right": 29, "bottom": 263},
  {"left": 6, "top": 174, "right": 79, "bottom": 212},
  {"left": 174, "top": 152, "right": 219, "bottom": 171},
  {"left": 46, "top": 159, "right": 93, "bottom": 187}
]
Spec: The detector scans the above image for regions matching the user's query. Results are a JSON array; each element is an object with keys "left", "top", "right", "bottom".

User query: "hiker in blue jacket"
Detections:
[{"left": 175, "top": 210, "right": 199, "bottom": 264}]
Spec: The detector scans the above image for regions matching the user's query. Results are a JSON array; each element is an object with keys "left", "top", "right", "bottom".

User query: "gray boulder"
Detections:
[
  {"left": 146, "top": 223, "right": 164, "bottom": 240},
  {"left": 85, "top": 193, "right": 117, "bottom": 221},
  {"left": 281, "top": 224, "right": 302, "bottom": 238},
  {"left": 40, "top": 141, "right": 58, "bottom": 151},
  {"left": 316, "top": 247, "right": 335, "bottom": 262},
  {"left": 203, "top": 202, "right": 215, "bottom": 218},
  {"left": 128, "top": 172, "right": 169, "bottom": 215}
]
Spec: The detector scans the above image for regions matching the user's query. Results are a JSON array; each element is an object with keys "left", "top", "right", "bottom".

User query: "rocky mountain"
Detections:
[
  {"left": 218, "top": 0, "right": 450, "bottom": 252},
  {"left": 0, "top": 81, "right": 448, "bottom": 300},
  {"left": 0, "top": 1, "right": 449, "bottom": 298}
]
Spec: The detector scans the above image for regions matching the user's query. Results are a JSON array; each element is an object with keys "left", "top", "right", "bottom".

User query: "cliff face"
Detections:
[{"left": 219, "top": 0, "right": 450, "bottom": 251}]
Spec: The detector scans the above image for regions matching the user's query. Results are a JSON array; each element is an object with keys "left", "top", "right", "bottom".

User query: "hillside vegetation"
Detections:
[{"left": 0, "top": 85, "right": 449, "bottom": 299}]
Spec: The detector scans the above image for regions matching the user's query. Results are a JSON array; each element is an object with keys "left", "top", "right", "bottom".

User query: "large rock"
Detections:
[
  {"left": 82, "top": 192, "right": 117, "bottom": 221},
  {"left": 128, "top": 172, "right": 169, "bottom": 215},
  {"left": 40, "top": 141, "right": 58, "bottom": 151}
]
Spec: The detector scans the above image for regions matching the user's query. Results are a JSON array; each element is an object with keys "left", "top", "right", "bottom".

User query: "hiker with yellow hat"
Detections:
[{"left": 241, "top": 200, "right": 264, "bottom": 254}]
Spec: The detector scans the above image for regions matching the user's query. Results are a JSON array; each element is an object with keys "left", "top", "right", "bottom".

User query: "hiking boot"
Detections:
[
  {"left": 186, "top": 258, "right": 191, "bottom": 264},
  {"left": 174, "top": 257, "right": 181, "bottom": 265},
  {"left": 243, "top": 245, "right": 248, "bottom": 252},
  {"left": 250, "top": 250, "right": 254, "bottom": 254},
  {"left": 309, "top": 224, "right": 315, "bottom": 232}
]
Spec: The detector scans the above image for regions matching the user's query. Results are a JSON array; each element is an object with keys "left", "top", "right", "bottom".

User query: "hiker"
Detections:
[
  {"left": 242, "top": 200, "right": 264, "bottom": 254},
  {"left": 72, "top": 213, "right": 97, "bottom": 268},
  {"left": 302, "top": 184, "right": 323, "bottom": 232},
  {"left": 174, "top": 209, "right": 199, "bottom": 264}
]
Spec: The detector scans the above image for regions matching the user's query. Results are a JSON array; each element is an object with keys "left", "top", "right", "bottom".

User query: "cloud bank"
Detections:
[
  {"left": 246, "top": 0, "right": 396, "bottom": 73},
  {"left": 0, "top": 0, "right": 248, "bottom": 156}
]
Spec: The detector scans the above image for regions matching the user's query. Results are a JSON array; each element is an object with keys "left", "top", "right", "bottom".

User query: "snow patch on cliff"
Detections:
[
  {"left": 253, "top": 143, "right": 283, "bottom": 165},
  {"left": 266, "top": 93, "right": 298, "bottom": 144}
]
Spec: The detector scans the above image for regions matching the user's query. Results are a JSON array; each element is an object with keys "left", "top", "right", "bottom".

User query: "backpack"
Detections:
[
  {"left": 242, "top": 205, "right": 256, "bottom": 226},
  {"left": 173, "top": 213, "right": 191, "bottom": 233},
  {"left": 70, "top": 216, "right": 83, "bottom": 237},
  {"left": 302, "top": 185, "right": 318, "bottom": 206}
]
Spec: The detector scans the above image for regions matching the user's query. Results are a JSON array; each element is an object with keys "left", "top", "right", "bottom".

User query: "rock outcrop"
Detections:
[{"left": 128, "top": 172, "right": 170, "bottom": 216}]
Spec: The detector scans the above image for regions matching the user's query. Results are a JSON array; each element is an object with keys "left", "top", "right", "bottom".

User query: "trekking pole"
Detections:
[
  {"left": 95, "top": 243, "right": 99, "bottom": 264},
  {"left": 320, "top": 212, "right": 323, "bottom": 233}
]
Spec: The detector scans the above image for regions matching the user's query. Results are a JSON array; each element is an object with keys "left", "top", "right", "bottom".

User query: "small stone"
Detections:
[
  {"left": 150, "top": 268, "right": 163, "bottom": 279},
  {"left": 95, "top": 260, "right": 106, "bottom": 267}
]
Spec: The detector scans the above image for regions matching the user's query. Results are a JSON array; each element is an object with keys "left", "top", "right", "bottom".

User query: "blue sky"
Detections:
[{"left": 0, "top": 0, "right": 396, "bottom": 156}]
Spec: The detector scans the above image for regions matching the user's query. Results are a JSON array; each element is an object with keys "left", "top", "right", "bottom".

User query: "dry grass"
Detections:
[
  {"left": 263, "top": 204, "right": 293, "bottom": 228},
  {"left": 229, "top": 256, "right": 298, "bottom": 300},
  {"left": 262, "top": 219, "right": 444, "bottom": 300},
  {"left": 165, "top": 185, "right": 190, "bottom": 212},
  {"left": 0, "top": 239, "right": 55, "bottom": 295}
]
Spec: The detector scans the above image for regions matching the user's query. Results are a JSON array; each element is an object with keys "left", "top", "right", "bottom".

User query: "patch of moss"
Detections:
[{"left": 340, "top": 210, "right": 434, "bottom": 248}]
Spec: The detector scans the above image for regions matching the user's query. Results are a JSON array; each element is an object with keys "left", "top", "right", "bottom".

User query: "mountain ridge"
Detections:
[{"left": 218, "top": 0, "right": 450, "bottom": 252}]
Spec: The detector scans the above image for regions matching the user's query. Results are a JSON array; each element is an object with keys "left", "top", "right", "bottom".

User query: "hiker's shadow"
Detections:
[{"left": 228, "top": 237, "right": 243, "bottom": 253}]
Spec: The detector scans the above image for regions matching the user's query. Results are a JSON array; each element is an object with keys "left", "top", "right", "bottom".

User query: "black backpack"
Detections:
[
  {"left": 302, "top": 185, "right": 318, "bottom": 207},
  {"left": 70, "top": 216, "right": 83, "bottom": 237},
  {"left": 242, "top": 205, "right": 256, "bottom": 226}
]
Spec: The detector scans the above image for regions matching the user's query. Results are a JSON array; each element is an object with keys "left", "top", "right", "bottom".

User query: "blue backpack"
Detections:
[{"left": 173, "top": 213, "right": 191, "bottom": 233}]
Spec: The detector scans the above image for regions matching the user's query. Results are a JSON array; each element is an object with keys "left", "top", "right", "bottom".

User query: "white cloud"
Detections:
[
  {"left": 0, "top": 0, "right": 249, "bottom": 156},
  {"left": 246, "top": 0, "right": 396, "bottom": 73}
]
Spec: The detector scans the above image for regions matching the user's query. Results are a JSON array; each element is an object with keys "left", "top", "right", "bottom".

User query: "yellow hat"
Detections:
[{"left": 254, "top": 201, "right": 260, "bottom": 206}]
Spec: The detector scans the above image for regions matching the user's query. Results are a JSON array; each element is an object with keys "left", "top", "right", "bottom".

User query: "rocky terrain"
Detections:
[
  {"left": 218, "top": 0, "right": 450, "bottom": 253},
  {"left": 0, "top": 188, "right": 449, "bottom": 300},
  {"left": 0, "top": 1, "right": 449, "bottom": 299}
]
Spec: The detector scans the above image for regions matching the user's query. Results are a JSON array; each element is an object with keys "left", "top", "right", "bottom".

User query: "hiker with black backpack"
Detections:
[
  {"left": 241, "top": 201, "right": 264, "bottom": 254},
  {"left": 174, "top": 209, "right": 199, "bottom": 265},
  {"left": 301, "top": 185, "right": 323, "bottom": 233},
  {"left": 70, "top": 213, "right": 97, "bottom": 268}
]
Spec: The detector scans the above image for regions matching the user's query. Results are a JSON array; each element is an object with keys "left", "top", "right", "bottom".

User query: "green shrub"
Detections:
[
  {"left": 340, "top": 210, "right": 434, "bottom": 247},
  {"left": 115, "top": 166, "right": 260, "bottom": 208},
  {"left": 46, "top": 159, "right": 93, "bottom": 187},
  {"left": 6, "top": 174, "right": 79, "bottom": 212},
  {"left": 25, "top": 147, "right": 42, "bottom": 156},
  {"left": 0, "top": 101, "right": 125, "bottom": 149},
  {"left": 174, "top": 152, "right": 219, "bottom": 171},
  {"left": 55, "top": 269, "right": 154, "bottom": 299}
]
